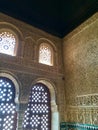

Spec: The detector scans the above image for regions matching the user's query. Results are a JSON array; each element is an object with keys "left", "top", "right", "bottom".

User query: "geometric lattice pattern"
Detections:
[
  {"left": 23, "top": 83, "right": 51, "bottom": 130},
  {"left": 0, "top": 31, "right": 16, "bottom": 56},
  {"left": 39, "top": 43, "right": 53, "bottom": 66},
  {"left": 0, "top": 77, "right": 17, "bottom": 130}
]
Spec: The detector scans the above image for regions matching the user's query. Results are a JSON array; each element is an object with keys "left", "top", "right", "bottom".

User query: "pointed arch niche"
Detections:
[
  {"left": 31, "top": 79, "right": 59, "bottom": 130},
  {"left": 0, "top": 72, "right": 19, "bottom": 130}
]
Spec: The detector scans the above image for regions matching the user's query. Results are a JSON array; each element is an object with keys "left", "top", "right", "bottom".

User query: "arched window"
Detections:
[
  {"left": 39, "top": 43, "right": 53, "bottom": 66},
  {"left": 23, "top": 83, "right": 51, "bottom": 130},
  {"left": 0, "top": 77, "right": 17, "bottom": 130},
  {"left": 0, "top": 31, "right": 17, "bottom": 56}
]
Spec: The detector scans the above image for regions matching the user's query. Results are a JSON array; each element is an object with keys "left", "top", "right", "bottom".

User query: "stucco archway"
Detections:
[{"left": 32, "top": 78, "right": 59, "bottom": 130}]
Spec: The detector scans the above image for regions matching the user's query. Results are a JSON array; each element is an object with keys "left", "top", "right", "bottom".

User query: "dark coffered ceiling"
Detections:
[{"left": 0, "top": 0, "right": 97, "bottom": 37}]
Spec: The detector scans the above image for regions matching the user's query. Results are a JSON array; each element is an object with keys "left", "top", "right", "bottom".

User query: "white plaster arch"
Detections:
[
  {"left": 0, "top": 71, "right": 20, "bottom": 130},
  {"left": 0, "top": 72, "right": 19, "bottom": 105},
  {"left": 37, "top": 38, "right": 57, "bottom": 52},
  {"left": 31, "top": 78, "right": 59, "bottom": 130},
  {"left": 0, "top": 22, "right": 24, "bottom": 40}
]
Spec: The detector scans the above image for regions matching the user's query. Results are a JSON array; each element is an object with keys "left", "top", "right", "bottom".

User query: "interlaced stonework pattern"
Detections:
[
  {"left": 23, "top": 83, "right": 51, "bottom": 130},
  {"left": 0, "top": 31, "right": 16, "bottom": 56},
  {"left": 0, "top": 77, "right": 17, "bottom": 130}
]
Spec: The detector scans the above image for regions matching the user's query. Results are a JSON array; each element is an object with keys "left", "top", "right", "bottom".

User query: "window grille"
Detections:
[
  {"left": 0, "top": 77, "right": 17, "bottom": 130},
  {"left": 39, "top": 43, "right": 53, "bottom": 66},
  {"left": 0, "top": 31, "right": 16, "bottom": 56},
  {"left": 23, "top": 83, "right": 51, "bottom": 130}
]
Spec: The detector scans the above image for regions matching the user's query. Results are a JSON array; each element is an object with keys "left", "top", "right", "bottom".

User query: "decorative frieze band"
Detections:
[
  {"left": 66, "top": 94, "right": 98, "bottom": 125},
  {"left": 76, "top": 94, "right": 98, "bottom": 106}
]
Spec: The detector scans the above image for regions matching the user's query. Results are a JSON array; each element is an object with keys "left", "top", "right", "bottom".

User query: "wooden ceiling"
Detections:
[{"left": 0, "top": 0, "right": 97, "bottom": 37}]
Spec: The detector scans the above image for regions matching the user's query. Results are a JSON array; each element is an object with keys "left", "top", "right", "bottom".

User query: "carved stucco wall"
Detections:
[
  {"left": 0, "top": 13, "right": 65, "bottom": 130},
  {"left": 63, "top": 12, "right": 98, "bottom": 125}
]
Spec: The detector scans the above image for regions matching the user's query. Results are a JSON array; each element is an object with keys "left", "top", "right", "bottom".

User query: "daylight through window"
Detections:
[
  {"left": 0, "top": 31, "right": 16, "bottom": 56},
  {"left": 39, "top": 43, "right": 53, "bottom": 66},
  {"left": 0, "top": 77, "right": 17, "bottom": 130},
  {"left": 23, "top": 83, "right": 51, "bottom": 130}
]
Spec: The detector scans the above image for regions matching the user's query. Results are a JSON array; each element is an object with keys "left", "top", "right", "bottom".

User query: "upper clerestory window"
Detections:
[
  {"left": 39, "top": 43, "right": 53, "bottom": 66},
  {"left": 0, "top": 31, "right": 18, "bottom": 56}
]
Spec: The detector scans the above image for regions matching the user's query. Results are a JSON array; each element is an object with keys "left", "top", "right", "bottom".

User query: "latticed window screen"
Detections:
[
  {"left": 0, "top": 31, "right": 16, "bottom": 56},
  {"left": 23, "top": 83, "right": 51, "bottom": 130},
  {"left": 0, "top": 77, "right": 17, "bottom": 130},
  {"left": 39, "top": 43, "right": 53, "bottom": 66}
]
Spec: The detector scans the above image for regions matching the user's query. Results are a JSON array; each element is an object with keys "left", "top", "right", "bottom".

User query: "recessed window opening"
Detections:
[
  {"left": 0, "top": 31, "right": 17, "bottom": 56},
  {"left": 0, "top": 77, "right": 17, "bottom": 130},
  {"left": 39, "top": 43, "right": 53, "bottom": 66},
  {"left": 23, "top": 83, "right": 51, "bottom": 130}
]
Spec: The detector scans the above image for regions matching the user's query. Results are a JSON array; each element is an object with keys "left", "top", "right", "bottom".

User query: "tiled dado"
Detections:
[
  {"left": 66, "top": 94, "right": 98, "bottom": 125},
  {"left": 60, "top": 122, "right": 98, "bottom": 130}
]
